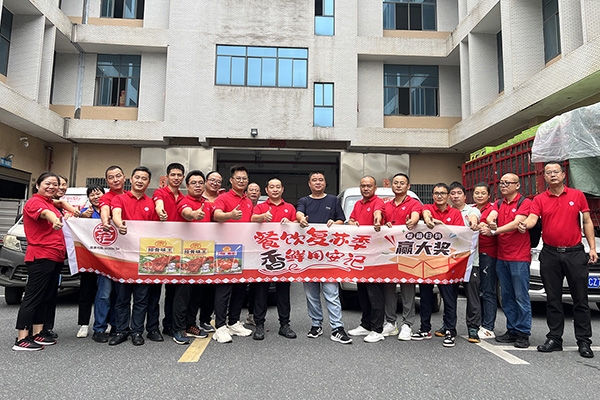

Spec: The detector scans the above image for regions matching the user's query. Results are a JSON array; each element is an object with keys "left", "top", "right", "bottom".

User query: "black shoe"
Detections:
[
  {"left": 495, "top": 331, "right": 518, "bottom": 343},
  {"left": 537, "top": 338, "right": 563, "bottom": 352},
  {"left": 92, "top": 332, "right": 109, "bottom": 343},
  {"left": 41, "top": 329, "right": 58, "bottom": 340},
  {"left": 278, "top": 324, "right": 297, "bottom": 339},
  {"left": 131, "top": 333, "right": 145, "bottom": 346},
  {"left": 162, "top": 326, "right": 174, "bottom": 337},
  {"left": 514, "top": 334, "right": 530, "bottom": 349},
  {"left": 253, "top": 325, "right": 265, "bottom": 341},
  {"left": 108, "top": 333, "right": 128, "bottom": 346},
  {"left": 147, "top": 330, "right": 164, "bottom": 342},
  {"left": 199, "top": 322, "right": 216, "bottom": 333},
  {"left": 578, "top": 342, "right": 594, "bottom": 358}
]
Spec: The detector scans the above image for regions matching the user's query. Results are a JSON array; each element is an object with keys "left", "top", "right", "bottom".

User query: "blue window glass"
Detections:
[
  {"left": 384, "top": 65, "right": 438, "bottom": 116},
  {"left": 215, "top": 45, "right": 307, "bottom": 88},
  {"left": 315, "top": 0, "right": 335, "bottom": 36},
  {"left": 314, "top": 83, "right": 334, "bottom": 127}
]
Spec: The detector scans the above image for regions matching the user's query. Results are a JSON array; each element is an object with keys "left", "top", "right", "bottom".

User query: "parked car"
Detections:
[
  {"left": 529, "top": 236, "right": 600, "bottom": 308},
  {"left": 0, "top": 187, "right": 90, "bottom": 305},
  {"left": 335, "top": 187, "right": 441, "bottom": 311}
]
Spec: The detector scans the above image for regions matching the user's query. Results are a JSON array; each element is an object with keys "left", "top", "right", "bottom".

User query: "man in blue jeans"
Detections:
[
  {"left": 296, "top": 172, "right": 351, "bottom": 344},
  {"left": 481, "top": 173, "right": 532, "bottom": 349}
]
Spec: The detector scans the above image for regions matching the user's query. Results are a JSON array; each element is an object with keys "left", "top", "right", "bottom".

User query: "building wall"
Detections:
[
  {"left": 0, "top": 123, "right": 52, "bottom": 186},
  {"left": 409, "top": 153, "right": 464, "bottom": 184}
]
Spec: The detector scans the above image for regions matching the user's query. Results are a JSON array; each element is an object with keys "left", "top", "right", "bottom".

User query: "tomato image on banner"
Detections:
[
  {"left": 139, "top": 238, "right": 182, "bottom": 274},
  {"left": 215, "top": 244, "right": 243, "bottom": 274},
  {"left": 180, "top": 240, "right": 215, "bottom": 275}
]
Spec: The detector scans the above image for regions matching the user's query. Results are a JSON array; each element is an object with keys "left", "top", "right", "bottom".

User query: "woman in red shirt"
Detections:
[
  {"left": 12, "top": 172, "right": 66, "bottom": 351},
  {"left": 473, "top": 182, "right": 498, "bottom": 339}
]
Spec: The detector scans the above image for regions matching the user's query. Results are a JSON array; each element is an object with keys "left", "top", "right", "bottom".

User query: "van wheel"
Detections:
[
  {"left": 5, "top": 287, "right": 24, "bottom": 305},
  {"left": 432, "top": 292, "right": 441, "bottom": 313}
]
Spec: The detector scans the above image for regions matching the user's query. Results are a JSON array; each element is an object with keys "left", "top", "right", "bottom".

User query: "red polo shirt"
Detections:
[
  {"left": 111, "top": 191, "right": 159, "bottom": 221},
  {"left": 530, "top": 186, "right": 589, "bottom": 247},
  {"left": 423, "top": 204, "right": 464, "bottom": 226},
  {"left": 99, "top": 189, "right": 121, "bottom": 209},
  {"left": 383, "top": 195, "right": 422, "bottom": 225},
  {"left": 213, "top": 189, "right": 253, "bottom": 222},
  {"left": 253, "top": 199, "right": 297, "bottom": 222},
  {"left": 349, "top": 195, "right": 384, "bottom": 226},
  {"left": 477, "top": 202, "right": 497, "bottom": 258},
  {"left": 494, "top": 194, "right": 531, "bottom": 262},
  {"left": 23, "top": 194, "right": 66, "bottom": 263},
  {"left": 153, "top": 186, "right": 184, "bottom": 222},
  {"left": 178, "top": 195, "right": 214, "bottom": 223}
]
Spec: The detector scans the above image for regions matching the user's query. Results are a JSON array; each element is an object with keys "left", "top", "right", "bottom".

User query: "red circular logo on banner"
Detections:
[{"left": 93, "top": 223, "right": 118, "bottom": 246}]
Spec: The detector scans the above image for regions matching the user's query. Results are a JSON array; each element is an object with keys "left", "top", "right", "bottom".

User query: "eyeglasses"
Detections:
[
  {"left": 233, "top": 177, "right": 249, "bottom": 182},
  {"left": 433, "top": 192, "right": 448, "bottom": 197},
  {"left": 498, "top": 181, "right": 518, "bottom": 186},
  {"left": 207, "top": 178, "right": 222, "bottom": 185},
  {"left": 188, "top": 181, "right": 205, "bottom": 186},
  {"left": 544, "top": 170, "right": 562, "bottom": 176}
]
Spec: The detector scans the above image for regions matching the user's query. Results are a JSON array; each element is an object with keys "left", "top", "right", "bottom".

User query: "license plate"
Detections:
[{"left": 589, "top": 277, "right": 600, "bottom": 289}]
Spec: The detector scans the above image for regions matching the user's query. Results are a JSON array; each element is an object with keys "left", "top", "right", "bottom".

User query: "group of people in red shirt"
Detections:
[{"left": 12, "top": 162, "right": 596, "bottom": 358}]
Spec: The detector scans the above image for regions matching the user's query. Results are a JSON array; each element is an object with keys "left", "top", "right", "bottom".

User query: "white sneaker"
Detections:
[
  {"left": 348, "top": 325, "right": 370, "bottom": 336},
  {"left": 382, "top": 321, "right": 399, "bottom": 337},
  {"left": 212, "top": 326, "right": 233, "bottom": 343},
  {"left": 76, "top": 325, "right": 89, "bottom": 338},
  {"left": 364, "top": 331, "right": 385, "bottom": 343},
  {"left": 398, "top": 324, "right": 412, "bottom": 341},
  {"left": 227, "top": 321, "right": 252, "bottom": 337},
  {"left": 478, "top": 327, "right": 495, "bottom": 339}
]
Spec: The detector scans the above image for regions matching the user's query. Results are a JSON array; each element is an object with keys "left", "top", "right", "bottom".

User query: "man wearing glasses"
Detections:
[
  {"left": 480, "top": 173, "right": 532, "bottom": 349},
  {"left": 212, "top": 165, "right": 254, "bottom": 343},
  {"left": 519, "top": 163, "right": 597, "bottom": 358},
  {"left": 415, "top": 183, "right": 464, "bottom": 347}
]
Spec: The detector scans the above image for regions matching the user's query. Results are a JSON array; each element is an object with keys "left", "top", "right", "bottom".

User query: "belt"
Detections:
[{"left": 543, "top": 244, "right": 584, "bottom": 253}]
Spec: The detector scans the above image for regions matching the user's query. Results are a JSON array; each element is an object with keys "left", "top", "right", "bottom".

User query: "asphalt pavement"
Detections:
[{"left": 0, "top": 285, "right": 599, "bottom": 399}]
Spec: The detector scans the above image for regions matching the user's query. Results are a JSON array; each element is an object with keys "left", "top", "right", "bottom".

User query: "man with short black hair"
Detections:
[{"left": 520, "top": 162, "right": 597, "bottom": 358}]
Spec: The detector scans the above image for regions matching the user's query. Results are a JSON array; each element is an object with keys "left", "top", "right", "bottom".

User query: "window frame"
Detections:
[
  {"left": 314, "top": 83, "right": 334, "bottom": 127},
  {"left": 315, "top": 0, "right": 335, "bottom": 36},
  {"left": 215, "top": 45, "right": 308, "bottom": 88},
  {"left": 383, "top": 0, "right": 437, "bottom": 31},
  {"left": 94, "top": 54, "right": 141, "bottom": 107},
  {"left": 497, "top": 31, "right": 504, "bottom": 93},
  {"left": 100, "top": 0, "right": 145, "bottom": 20},
  {"left": 542, "top": 0, "right": 561, "bottom": 63},
  {"left": 383, "top": 65, "right": 439, "bottom": 117},
  {"left": 0, "top": 6, "right": 13, "bottom": 76}
]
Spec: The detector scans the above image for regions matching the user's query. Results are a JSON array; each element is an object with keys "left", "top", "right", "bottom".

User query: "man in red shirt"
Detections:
[
  {"left": 519, "top": 162, "right": 597, "bottom": 358},
  {"left": 413, "top": 183, "right": 464, "bottom": 347},
  {"left": 211, "top": 165, "right": 254, "bottom": 343},
  {"left": 100, "top": 165, "right": 125, "bottom": 231},
  {"left": 383, "top": 173, "right": 422, "bottom": 341},
  {"left": 109, "top": 166, "right": 158, "bottom": 346},
  {"left": 151, "top": 163, "right": 185, "bottom": 340},
  {"left": 346, "top": 176, "right": 386, "bottom": 343},
  {"left": 481, "top": 173, "right": 532, "bottom": 349},
  {"left": 250, "top": 177, "right": 298, "bottom": 340}
]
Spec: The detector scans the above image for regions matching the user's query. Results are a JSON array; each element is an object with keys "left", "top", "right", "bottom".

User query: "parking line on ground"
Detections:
[
  {"left": 474, "top": 338, "right": 530, "bottom": 365},
  {"left": 178, "top": 334, "right": 212, "bottom": 363}
]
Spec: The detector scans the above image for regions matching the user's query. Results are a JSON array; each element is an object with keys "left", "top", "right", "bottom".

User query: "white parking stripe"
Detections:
[{"left": 469, "top": 337, "right": 530, "bottom": 364}]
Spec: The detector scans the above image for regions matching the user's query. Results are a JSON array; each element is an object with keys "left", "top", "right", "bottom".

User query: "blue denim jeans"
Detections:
[
  {"left": 479, "top": 253, "right": 498, "bottom": 331},
  {"left": 93, "top": 275, "right": 116, "bottom": 333},
  {"left": 496, "top": 260, "right": 531, "bottom": 335},
  {"left": 303, "top": 282, "right": 343, "bottom": 330}
]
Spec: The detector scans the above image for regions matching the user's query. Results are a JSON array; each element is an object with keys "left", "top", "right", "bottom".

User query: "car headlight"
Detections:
[
  {"left": 3, "top": 234, "right": 22, "bottom": 252},
  {"left": 531, "top": 248, "right": 540, "bottom": 262}
]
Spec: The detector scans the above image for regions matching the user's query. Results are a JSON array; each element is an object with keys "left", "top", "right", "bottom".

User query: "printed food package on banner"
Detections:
[
  {"left": 180, "top": 241, "right": 215, "bottom": 275},
  {"left": 139, "top": 238, "right": 182, "bottom": 274},
  {"left": 215, "top": 244, "right": 243, "bottom": 274}
]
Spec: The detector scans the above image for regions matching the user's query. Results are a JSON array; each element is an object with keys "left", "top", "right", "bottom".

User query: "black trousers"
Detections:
[
  {"left": 419, "top": 283, "right": 459, "bottom": 335},
  {"left": 356, "top": 282, "right": 385, "bottom": 333},
  {"left": 540, "top": 246, "right": 592, "bottom": 344},
  {"left": 162, "top": 283, "right": 177, "bottom": 330},
  {"left": 463, "top": 266, "right": 481, "bottom": 329},
  {"left": 253, "top": 282, "right": 291, "bottom": 327},
  {"left": 214, "top": 283, "right": 246, "bottom": 328},
  {"left": 16, "top": 259, "right": 62, "bottom": 331},
  {"left": 78, "top": 272, "right": 98, "bottom": 325},
  {"left": 185, "top": 284, "right": 215, "bottom": 326},
  {"left": 42, "top": 263, "right": 62, "bottom": 331},
  {"left": 146, "top": 284, "right": 162, "bottom": 333}
]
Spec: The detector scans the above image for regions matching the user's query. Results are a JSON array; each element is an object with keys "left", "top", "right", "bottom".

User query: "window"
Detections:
[
  {"left": 215, "top": 45, "right": 308, "bottom": 88},
  {"left": 101, "top": 0, "right": 145, "bottom": 19},
  {"left": 0, "top": 7, "right": 13, "bottom": 76},
  {"left": 314, "top": 83, "right": 334, "bottom": 127},
  {"left": 315, "top": 0, "right": 334, "bottom": 36},
  {"left": 95, "top": 55, "right": 141, "bottom": 107},
  {"left": 383, "top": 0, "right": 436, "bottom": 31},
  {"left": 497, "top": 31, "right": 504, "bottom": 92},
  {"left": 384, "top": 65, "right": 438, "bottom": 116},
  {"left": 542, "top": 0, "right": 560, "bottom": 63}
]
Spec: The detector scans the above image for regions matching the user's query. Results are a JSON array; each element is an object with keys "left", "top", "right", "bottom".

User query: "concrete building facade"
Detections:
[{"left": 1, "top": 0, "right": 599, "bottom": 203}]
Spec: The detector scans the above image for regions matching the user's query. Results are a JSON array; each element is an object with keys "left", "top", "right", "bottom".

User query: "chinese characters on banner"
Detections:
[{"left": 64, "top": 219, "right": 477, "bottom": 285}]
